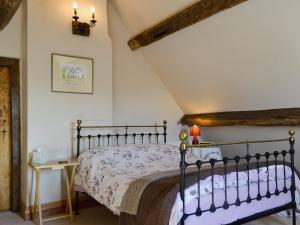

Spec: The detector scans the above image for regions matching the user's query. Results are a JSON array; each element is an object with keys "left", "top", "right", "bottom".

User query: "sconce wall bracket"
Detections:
[{"left": 72, "top": 21, "right": 90, "bottom": 37}]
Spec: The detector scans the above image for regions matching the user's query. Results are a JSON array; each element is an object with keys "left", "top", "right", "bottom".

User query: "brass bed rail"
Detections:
[
  {"left": 179, "top": 129, "right": 295, "bottom": 150},
  {"left": 80, "top": 125, "right": 167, "bottom": 129}
]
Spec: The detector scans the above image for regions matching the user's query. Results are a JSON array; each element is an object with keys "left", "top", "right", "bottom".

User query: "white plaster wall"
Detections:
[
  {"left": 0, "top": 6, "right": 23, "bottom": 58},
  {"left": 26, "top": 0, "right": 112, "bottom": 205},
  {"left": 108, "top": 3, "right": 183, "bottom": 141}
]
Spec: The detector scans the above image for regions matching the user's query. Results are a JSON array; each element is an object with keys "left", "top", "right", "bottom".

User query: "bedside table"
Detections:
[{"left": 28, "top": 159, "right": 79, "bottom": 225}]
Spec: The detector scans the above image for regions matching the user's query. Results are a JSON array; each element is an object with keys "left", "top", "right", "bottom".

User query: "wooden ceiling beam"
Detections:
[
  {"left": 128, "top": 0, "right": 248, "bottom": 50},
  {"left": 0, "top": 0, "right": 23, "bottom": 31},
  {"left": 181, "top": 108, "right": 300, "bottom": 127}
]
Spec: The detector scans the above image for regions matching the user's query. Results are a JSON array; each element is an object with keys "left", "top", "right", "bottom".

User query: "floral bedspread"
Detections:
[
  {"left": 171, "top": 165, "right": 300, "bottom": 225},
  {"left": 74, "top": 143, "right": 300, "bottom": 221},
  {"left": 74, "top": 143, "right": 201, "bottom": 215}
]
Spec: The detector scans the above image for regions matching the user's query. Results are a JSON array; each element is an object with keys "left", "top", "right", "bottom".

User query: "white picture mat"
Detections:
[{"left": 52, "top": 54, "right": 93, "bottom": 94}]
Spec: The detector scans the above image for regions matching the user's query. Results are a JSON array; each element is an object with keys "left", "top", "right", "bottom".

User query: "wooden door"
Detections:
[{"left": 0, "top": 66, "right": 11, "bottom": 210}]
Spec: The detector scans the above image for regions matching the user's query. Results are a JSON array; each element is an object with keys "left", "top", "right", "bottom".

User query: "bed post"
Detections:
[
  {"left": 163, "top": 120, "right": 167, "bottom": 143},
  {"left": 179, "top": 130, "right": 188, "bottom": 225},
  {"left": 289, "top": 129, "right": 296, "bottom": 225},
  {"left": 75, "top": 120, "right": 82, "bottom": 215}
]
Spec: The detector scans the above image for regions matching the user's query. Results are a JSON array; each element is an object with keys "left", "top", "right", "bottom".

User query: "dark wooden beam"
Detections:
[
  {"left": 128, "top": 0, "right": 248, "bottom": 50},
  {"left": 181, "top": 108, "right": 300, "bottom": 127},
  {"left": 0, "top": 0, "right": 23, "bottom": 31}
]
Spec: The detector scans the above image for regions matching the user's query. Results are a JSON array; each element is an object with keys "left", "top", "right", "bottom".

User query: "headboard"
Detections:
[{"left": 76, "top": 120, "right": 168, "bottom": 157}]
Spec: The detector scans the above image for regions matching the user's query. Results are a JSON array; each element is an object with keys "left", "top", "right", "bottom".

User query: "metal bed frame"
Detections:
[
  {"left": 179, "top": 129, "right": 297, "bottom": 225},
  {"left": 75, "top": 119, "right": 168, "bottom": 215}
]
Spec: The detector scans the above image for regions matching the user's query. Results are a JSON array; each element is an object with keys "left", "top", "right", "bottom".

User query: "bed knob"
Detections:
[
  {"left": 163, "top": 120, "right": 167, "bottom": 128},
  {"left": 289, "top": 129, "right": 295, "bottom": 137},
  {"left": 179, "top": 130, "right": 188, "bottom": 142},
  {"left": 77, "top": 120, "right": 82, "bottom": 130},
  {"left": 179, "top": 130, "right": 188, "bottom": 152}
]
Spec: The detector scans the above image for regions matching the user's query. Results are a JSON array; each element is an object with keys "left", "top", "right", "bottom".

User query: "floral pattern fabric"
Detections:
[
  {"left": 74, "top": 143, "right": 300, "bottom": 223},
  {"left": 171, "top": 165, "right": 300, "bottom": 225},
  {"left": 74, "top": 144, "right": 201, "bottom": 215}
]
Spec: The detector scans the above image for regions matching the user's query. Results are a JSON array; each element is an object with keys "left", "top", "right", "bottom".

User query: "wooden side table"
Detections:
[{"left": 28, "top": 159, "right": 79, "bottom": 225}]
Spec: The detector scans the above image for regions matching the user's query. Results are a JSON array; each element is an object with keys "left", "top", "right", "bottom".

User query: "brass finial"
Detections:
[
  {"left": 179, "top": 130, "right": 188, "bottom": 142},
  {"left": 179, "top": 130, "right": 188, "bottom": 152},
  {"left": 77, "top": 120, "right": 82, "bottom": 129},
  {"left": 163, "top": 120, "right": 167, "bottom": 128},
  {"left": 289, "top": 129, "right": 295, "bottom": 137}
]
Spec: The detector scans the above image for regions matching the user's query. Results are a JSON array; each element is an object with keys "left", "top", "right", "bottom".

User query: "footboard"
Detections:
[{"left": 178, "top": 130, "right": 296, "bottom": 225}]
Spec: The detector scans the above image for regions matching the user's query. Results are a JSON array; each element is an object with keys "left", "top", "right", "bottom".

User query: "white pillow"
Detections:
[{"left": 192, "top": 147, "right": 222, "bottom": 161}]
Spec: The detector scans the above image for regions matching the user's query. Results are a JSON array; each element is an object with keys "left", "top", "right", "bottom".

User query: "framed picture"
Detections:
[{"left": 51, "top": 54, "right": 93, "bottom": 94}]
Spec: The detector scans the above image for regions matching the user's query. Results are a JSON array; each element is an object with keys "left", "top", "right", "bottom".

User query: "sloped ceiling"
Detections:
[
  {"left": 0, "top": 0, "right": 23, "bottom": 31},
  {"left": 111, "top": 0, "right": 198, "bottom": 35},
  {"left": 111, "top": 0, "right": 300, "bottom": 115}
]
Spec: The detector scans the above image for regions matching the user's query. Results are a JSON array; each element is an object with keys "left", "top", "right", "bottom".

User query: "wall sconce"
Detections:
[{"left": 72, "top": 2, "right": 97, "bottom": 37}]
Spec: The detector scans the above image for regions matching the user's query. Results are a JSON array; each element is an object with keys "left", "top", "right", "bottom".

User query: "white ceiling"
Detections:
[{"left": 111, "top": 0, "right": 300, "bottom": 114}]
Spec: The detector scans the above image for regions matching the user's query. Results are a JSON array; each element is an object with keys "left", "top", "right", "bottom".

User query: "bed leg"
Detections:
[
  {"left": 292, "top": 208, "right": 296, "bottom": 225},
  {"left": 75, "top": 191, "right": 79, "bottom": 215}
]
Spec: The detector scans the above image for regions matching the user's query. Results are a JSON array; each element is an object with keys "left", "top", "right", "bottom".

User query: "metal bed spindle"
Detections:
[
  {"left": 196, "top": 160, "right": 202, "bottom": 216},
  {"left": 223, "top": 157, "right": 229, "bottom": 209},
  {"left": 235, "top": 156, "right": 241, "bottom": 206},
  {"left": 246, "top": 154, "right": 251, "bottom": 203},
  {"left": 289, "top": 135, "right": 296, "bottom": 225},
  {"left": 255, "top": 153, "right": 262, "bottom": 201}
]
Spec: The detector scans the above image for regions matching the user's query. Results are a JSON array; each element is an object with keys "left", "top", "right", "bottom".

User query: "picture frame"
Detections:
[{"left": 51, "top": 54, "right": 93, "bottom": 94}]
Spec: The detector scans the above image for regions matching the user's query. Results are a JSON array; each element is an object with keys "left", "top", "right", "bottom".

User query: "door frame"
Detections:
[{"left": 0, "top": 57, "right": 21, "bottom": 212}]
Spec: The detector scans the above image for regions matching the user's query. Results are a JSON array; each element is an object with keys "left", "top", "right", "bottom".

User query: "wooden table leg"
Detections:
[
  {"left": 37, "top": 171, "right": 43, "bottom": 225},
  {"left": 34, "top": 169, "right": 43, "bottom": 225},
  {"left": 65, "top": 167, "right": 73, "bottom": 221},
  {"left": 32, "top": 170, "right": 38, "bottom": 222},
  {"left": 69, "top": 165, "right": 76, "bottom": 193},
  {"left": 66, "top": 166, "right": 76, "bottom": 214}
]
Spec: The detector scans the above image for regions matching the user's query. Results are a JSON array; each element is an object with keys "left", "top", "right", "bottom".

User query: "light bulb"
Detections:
[
  {"left": 73, "top": 2, "right": 78, "bottom": 10},
  {"left": 91, "top": 6, "right": 95, "bottom": 14}
]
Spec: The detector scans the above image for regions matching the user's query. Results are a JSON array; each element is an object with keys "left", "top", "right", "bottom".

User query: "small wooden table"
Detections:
[{"left": 28, "top": 159, "right": 79, "bottom": 225}]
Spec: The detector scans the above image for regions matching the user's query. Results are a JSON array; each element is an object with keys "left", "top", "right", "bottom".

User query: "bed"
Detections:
[{"left": 74, "top": 120, "right": 298, "bottom": 225}]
